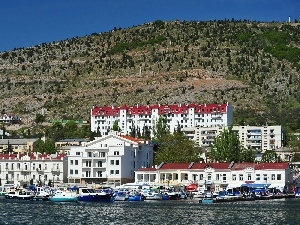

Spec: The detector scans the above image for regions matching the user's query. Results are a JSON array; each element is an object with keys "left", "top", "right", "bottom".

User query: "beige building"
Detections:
[
  {"left": 0, "top": 138, "right": 39, "bottom": 154},
  {"left": 183, "top": 125, "right": 283, "bottom": 153}
]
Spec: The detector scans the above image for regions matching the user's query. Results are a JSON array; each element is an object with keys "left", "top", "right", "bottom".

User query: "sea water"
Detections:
[{"left": 0, "top": 198, "right": 299, "bottom": 225}]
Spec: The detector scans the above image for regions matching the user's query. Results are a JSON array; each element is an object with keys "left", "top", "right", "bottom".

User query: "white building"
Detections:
[
  {"left": 183, "top": 125, "right": 283, "bottom": 152},
  {"left": 67, "top": 132, "right": 154, "bottom": 186},
  {"left": 135, "top": 162, "right": 293, "bottom": 192},
  {"left": 90, "top": 103, "right": 233, "bottom": 136},
  {"left": 0, "top": 153, "right": 65, "bottom": 187}
]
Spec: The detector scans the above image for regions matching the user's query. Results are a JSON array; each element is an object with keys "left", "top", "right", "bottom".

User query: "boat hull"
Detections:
[
  {"left": 49, "top": 196, "right": 78, "bottom": 202},
  {"left": 78, "top": 193, "right": 114, "bottom": 202}
]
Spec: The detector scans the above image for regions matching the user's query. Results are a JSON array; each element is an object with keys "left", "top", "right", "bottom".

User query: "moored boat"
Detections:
[
  {"left": 49, "top": 190, "right": 78, "bottom": 202},
  {"left": 77, "top": 187, "right": 114, "bottom": 202}
]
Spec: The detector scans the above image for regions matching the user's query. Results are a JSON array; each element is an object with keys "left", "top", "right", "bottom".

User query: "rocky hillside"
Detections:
[{"left": 0, "top": 20, "right": 300, "bottom": 131}]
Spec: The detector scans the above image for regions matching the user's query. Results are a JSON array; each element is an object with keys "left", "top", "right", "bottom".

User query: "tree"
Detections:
[
  {"left": 129, "top": 126, "right": 136, "bottom": 138},
  {"left": 153, "top": 115, "right": 169, "bottom": 143},
  {"left": 112, "top": 120, "right": 121, "bottom": 132},
  {"left": 261, "top": 150, "right": 280, "bottom": 162},
  {"left": 154, "top": 132, "right": 202, "bottom": 165},
  {"left": 35, "top": 113, "right": 46, "bottom": 124},
  {"left": 210, "top": 126, "right": 253, "bottom": 162}
]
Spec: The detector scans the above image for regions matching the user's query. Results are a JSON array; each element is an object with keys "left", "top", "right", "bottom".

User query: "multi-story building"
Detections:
[
  {"left": 0, "top": 153, "right": 65, "bottom": 186},
  {"left": 67, "top": 132, "right": 154, "bottom": 186},
  {"left": 0, "top": 138, "right": 39, "bottom": 153},
  {"left": 91, "top": 103, "right": 233, "bottom": 137},
  {"left": 183, "top": 125, "right": 283, "bottom": 152},
  {"left": 135, "top": 162, "right": 293, "bottom": 192}
]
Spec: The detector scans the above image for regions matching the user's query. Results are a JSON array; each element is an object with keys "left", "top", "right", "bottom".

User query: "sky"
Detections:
[{"left": 0, "top": 0, "right": 299, "bottom": 52}]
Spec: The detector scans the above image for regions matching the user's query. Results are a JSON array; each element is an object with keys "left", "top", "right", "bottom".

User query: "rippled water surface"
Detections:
[{"left": 0, "top": 198, "right": 299, "bottom": 225}]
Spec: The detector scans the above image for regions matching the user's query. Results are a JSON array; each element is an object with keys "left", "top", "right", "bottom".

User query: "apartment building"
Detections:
[
  {"left": 90, "top": 103, "right": 233, "bottom": 137},
  {"left": 0, "top": 153, "right": 65, "bottom": 186},
  {"left": 67, "top": 132, "right": 154, "bottom": 186},
  {"left": 183, "top": 125, "right": 283, "bottom": 152}
]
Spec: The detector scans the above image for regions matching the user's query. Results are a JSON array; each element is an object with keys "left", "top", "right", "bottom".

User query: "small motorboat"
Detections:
[{"left": 49, "top": 190, "right": 78, "bottom": 202}]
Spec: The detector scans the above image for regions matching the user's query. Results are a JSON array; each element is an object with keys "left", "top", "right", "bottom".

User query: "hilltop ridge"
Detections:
[{"left": 0, "top": 20, "right": 300, "bottom": 131}]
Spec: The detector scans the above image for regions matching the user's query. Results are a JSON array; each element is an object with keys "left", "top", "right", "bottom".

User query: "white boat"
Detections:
[
  {"left": 142, "top": 190, "right": 163, "bottom": 200},
  {"left": 49, "top": 190, "right": 78, "bottom": 202},
  {"left": 5, "top": 189, "right": 34, "bottom": 200}
]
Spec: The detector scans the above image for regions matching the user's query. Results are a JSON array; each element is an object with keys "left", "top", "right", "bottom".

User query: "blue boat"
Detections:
[
  {"left": 200, "top": 198, "right": 214, "bottom": 204},
  {"left": 77, "top": 188, "right": 114, "bottom": 202},
  {"left": 128, "top": 194, "right": 144, "bottom": 201}
]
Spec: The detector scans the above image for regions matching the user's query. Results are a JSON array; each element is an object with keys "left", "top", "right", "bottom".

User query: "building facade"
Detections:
[
  {"left": 135, "top": 162, "right": 293, "bottom": 192},
  {"left": 91, "top": 103, "right": 233, "bottom": 137},
  {"left": 67, "top": 133, "right": 154, "bottom": 186},
  {"left": 0, "top": 138, "right": 39, "bottom": 154},
  {"left": 0, "top": 153, "right": 65, "bottom": 187},
  {"left": 183, "top": 125, "right": 283, "bottom": 152}
]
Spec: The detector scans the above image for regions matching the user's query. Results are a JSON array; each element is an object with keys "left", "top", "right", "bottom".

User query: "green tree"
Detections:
[
  {"left": 154, "top": 132, "right": 202, "bottom": 165},
  {"left": 261, "top": 150, "right": 279, "bottom": 162},
  {"left": 35, "top": 113, "right": 46, "bottom": 124},
  {"left": 153, "top": 115, "right": 169, "bottom": 143},
  {"left": 129, "top": 126, "right": 136, "bottom": 138},
  {"left": 112, "top": 120, "right": 121, "bottom": 132},
  {"left": 210, "top": 126, "right": 251, "bottom": 162}
]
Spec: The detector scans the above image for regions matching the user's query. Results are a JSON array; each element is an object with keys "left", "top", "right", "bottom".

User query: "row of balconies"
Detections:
[{"left": 1, "top": 168, "right": 60, "bottom": 172}]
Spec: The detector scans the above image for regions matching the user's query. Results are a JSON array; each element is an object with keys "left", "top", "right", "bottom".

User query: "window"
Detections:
[
  {"left": 271, "top": 174, "right": 275, "bottom": 180},
  {"left": 11, "top": 163, "right": 14, "bottom": 170},
  {"left": 256, "top": 174, "right": 260, "bottom": 181},
  {"left": 277, "top": 174, "right": 281, "bottom": 180},
  {"left": 70, "top": 160, "right": 73, "bottom": 165},
  {"left": 88, "top": 152, "right": 92, "bottom": 157},
  {"left": 101, "top": 152, "right": 105, "bottom": 157},
  {"left": 98, "top": 161, "right": 102, "bottom": 167},
  {"left": 17, "top": 163, "right": 20, "bottom": 169},
  {"left": 32, "top": 164, "right": 35, "bottom": 170},
  {"left": 110, "top": 170, "right": 114, "bottom": 175},
  {"left": 263, "top": 174, "right": 267, "bottom": 181},
  {"left": 110, "top": 160, "right": 114, "bottom": 165},
  {"left": 70, "top": 169, "right": 74, "bottom": 175},
  {"left": 199, "top": 174, "right": 203, "bottom": 180},
  {"left": 232, "top": 174, "right": 236, "bottom": 181},
  {"left": 116, "top": 160, "right": 119, "bottom": 165},
  {"left": 116, "top": 170, "right": 119, "bottom": 175},
  {"left": 239, "top": 174, "right": 243, "bottom": 181},
  {"left": 97, "top": 171, "right": 102, "bottom": 177},
  {"left": 76, "top": 152, "right": 80, "bottom": 156},
  {"left": 222, "top": 174, "right": 226, "bottom": 181},
  {"left": 216, "top": 174, "right": 220, "bottom": 180},
  {"left": 207, "top": 173, "right": 211, "bottom": 181},
  {"left": 75, "top": 170, "right": 78, "bottom": 174},
  {"left": 45, "top": 164, "right": 47, "bottom": 170},
  {"left": 75, "top": 160, "right": 78, "bottom": 165},
  {"left": 247, "top": 174, "right": 252, "bottom": 181},
  {"left": 114, "top": 151, "right": 119, "bottom": 155}
]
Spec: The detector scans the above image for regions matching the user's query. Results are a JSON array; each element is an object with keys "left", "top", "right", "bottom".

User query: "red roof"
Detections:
[
  {"left": 159, "top": 163, "right": 191, "bottom": 170},
  {"left": 0, "top": 153, "right": 66, "bottom": 160},
  {"left": 120, "top": 135, "right": 141, "bottom": 143},
  {"left": 191, "top": 162, "right": 231, "bottom": 170},
  {"left": 136, "top": 167, "right": 157, "bottom": 171},
  {"left": 232, "top": 162, "right": 289, "bottom": 170}
]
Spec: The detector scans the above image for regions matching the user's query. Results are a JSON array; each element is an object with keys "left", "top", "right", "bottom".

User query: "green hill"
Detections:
[{"left": 0, "top": 19, "right": 300, "bottom": 131}]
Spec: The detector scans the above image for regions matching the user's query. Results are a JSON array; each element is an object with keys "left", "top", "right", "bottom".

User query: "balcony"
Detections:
[
  {"left": 51, "top": 168, "right": 60, "bottom": 173},
  {"left": 36, "top": 168, "right": 44, "bottom": 173}
]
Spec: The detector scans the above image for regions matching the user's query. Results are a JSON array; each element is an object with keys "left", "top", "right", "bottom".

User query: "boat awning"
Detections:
[
  {"left": 226, "top": 183, "right": 244, "bottom": 189},
  {"left": 241, "top": 183, "right": 271, "bottom": 189},
  {"left": 268, "top": 184, "right": 285, "bottom": 189}
]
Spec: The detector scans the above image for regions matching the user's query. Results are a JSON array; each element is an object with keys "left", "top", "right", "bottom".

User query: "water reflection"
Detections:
[{"left": 0, "top": 198, "right": 299, "bottom": 225}]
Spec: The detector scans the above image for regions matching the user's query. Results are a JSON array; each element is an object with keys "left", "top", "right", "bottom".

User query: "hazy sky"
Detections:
[{"left": 0, "top": 0, "right": 298, "bottom": 52}]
